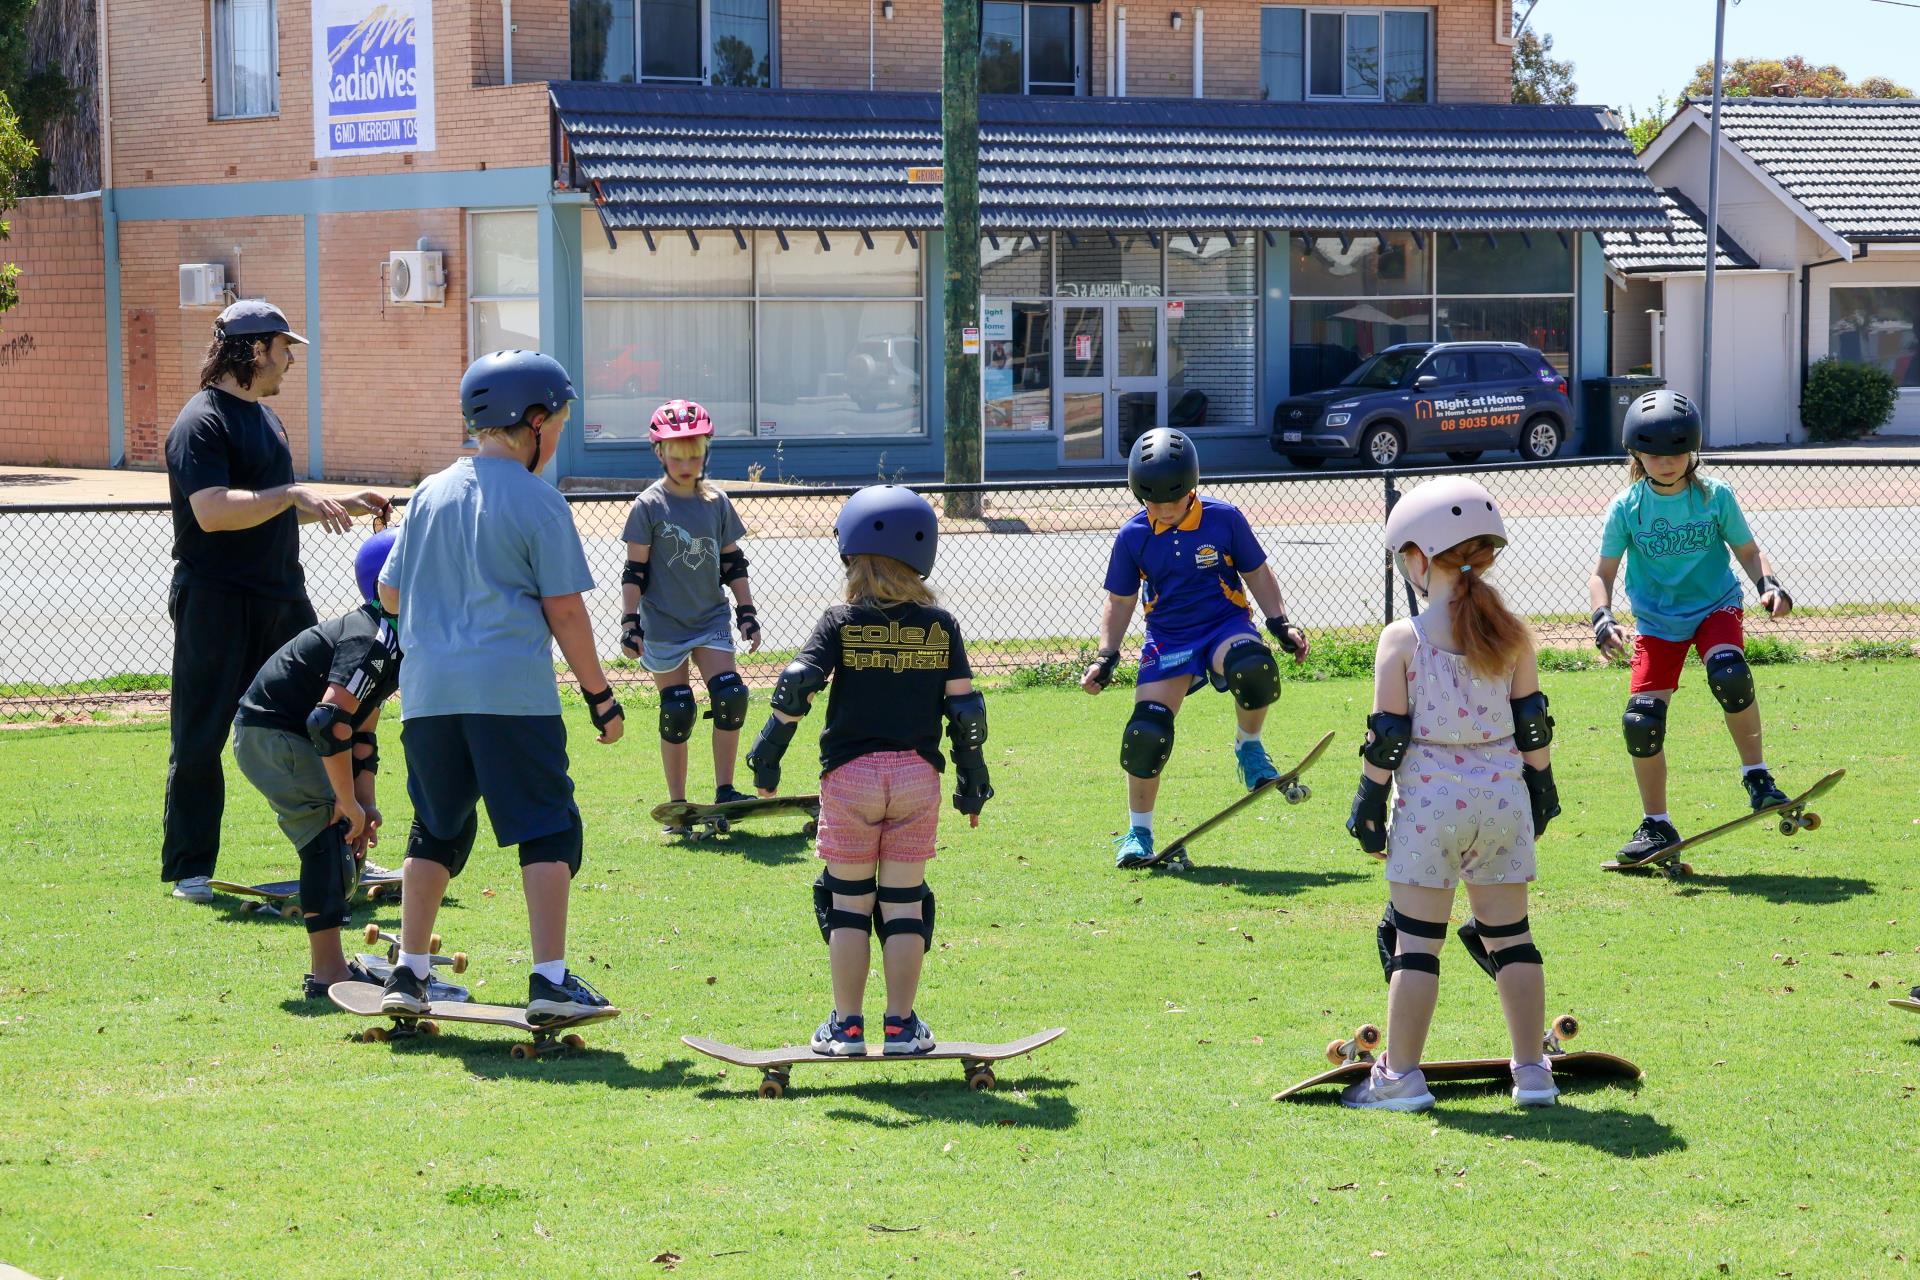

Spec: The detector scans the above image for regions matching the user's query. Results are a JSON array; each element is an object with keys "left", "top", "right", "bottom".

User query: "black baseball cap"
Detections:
[{"left": 215, "top": 299, "right": 308, "bottom": 345}]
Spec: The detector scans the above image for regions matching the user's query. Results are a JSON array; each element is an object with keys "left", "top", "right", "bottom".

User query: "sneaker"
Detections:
[
  {"left": 811, "top": 1011, "right": 867, "bottom": 1056},
  {"left": 303, "top": 959, "right": 380, "bottom": 1001},
  {"left": 883, "top": 1010, "right": 935, "bottom": 1055},
  {"left": 1743, "top": 768, "right": 1791, "bottom": 811},
  {"left": 1234, "top": 739, "right": 1280, "bottom": 791},
  {"left": 527, "top": 970, "right": 611, "bottom": 1025},
  {"left": 1113, "top": 826, "right": 1156, "bottom": 869},
  {"left": 714, "top": 784, "right": 752, "bottom": 806},
  {"left": 360, "top": 858, "right": 397, "bottom": 880},
  {"left": 1340, "top": 1061, "right": 1436, "bottom": 1112},
  {"left": 171, "top": 875, "right": 214, "bottom": 903},
  {"left": 1617, "top": 816, "right": 1682, "bottom": 865},
  {"left": 1512, "top": 1058, "right": 1560, "bottom": 1107},
  {"left": 381, "top": 963, "right": 430, "bottom": 1014},
  {"left": 662, "top": 816, "right": 693, "bottom": 836}
]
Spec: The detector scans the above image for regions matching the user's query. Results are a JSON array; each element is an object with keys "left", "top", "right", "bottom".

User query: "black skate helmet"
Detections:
[
  {"left": 1127, "top": 428, "right": 1199, "bottom": 504},
  {"left": 1622, "top": 389, "right": 1702, "bottom": 456}
]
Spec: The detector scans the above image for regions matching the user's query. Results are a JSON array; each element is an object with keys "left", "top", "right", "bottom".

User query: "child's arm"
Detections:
[
  {"left": 720, "top": 541, "right": 760, "bottom": 654},
  {"left": 619, "top": 542, "right": 649, "bottom": 657},
  {"left": 1081, "top": 592, "right": 1137, "bottom": 694},
  {"left": 944, "top": 676, "right": 991, "bottom": 829},
  {"left": 351, "top": 704, "right": 382, "bottom": 852},
  {"left": 307, "top": 684, "right": 366, "bottom": 842},
  {"left": 1730, "top": 540, "right": 1792, "bottom": 619},
  {"left": 1508, "top": 637, "right": 1561, "bottom": 838},
  {"left": 1241, "top": 563, "right": 1309, "bottom": 662},
  {"left": 1346, "top": 623, "right": 1414, "bottom": 858},
  {"left": 1587, "top": 554, "right": 1628, "bottom": 659},
  {"left": 542, "top": 592, "right": 626, "bottom": 745},
  {"left": 748, "top": 617, "right": 837, "bottom": 795}
]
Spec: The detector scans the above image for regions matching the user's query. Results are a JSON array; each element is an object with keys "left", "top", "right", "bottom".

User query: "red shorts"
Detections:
[
  {"left": 816, "top": 751, "right": 941, "bottom": 865},
  {"left": 1629, "top": 607, "right": 1744, "bottom": 693}
]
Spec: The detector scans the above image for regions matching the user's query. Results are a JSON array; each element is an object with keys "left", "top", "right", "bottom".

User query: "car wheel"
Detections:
[
  {"left": 1362, "top": 424, "right": 1405, "bottom": 468},
  {"left": 1446, "top": 450, "right": 1483, "bottom": 464},
  {"left": 1520, "top": 416, "right": 1563, "bottom": 461},
  {"left": 1286, "top": 454, "right": 1327, "bottom": 469}
]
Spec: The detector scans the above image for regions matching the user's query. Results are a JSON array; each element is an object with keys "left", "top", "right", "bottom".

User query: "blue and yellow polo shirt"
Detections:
[{"left": 1102, "top": 496, "right": 1267, "bottom": 646}]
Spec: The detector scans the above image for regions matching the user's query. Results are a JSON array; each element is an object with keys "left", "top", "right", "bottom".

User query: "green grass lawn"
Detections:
[{"left": 3, "top": 663, "right": 1918, "bottom": 1278}]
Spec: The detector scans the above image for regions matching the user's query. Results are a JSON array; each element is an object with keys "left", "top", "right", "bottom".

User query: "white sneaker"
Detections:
[
  {"left": 360, "top": 859, "right": 396, "bottom": 880},
  {"left": 171, "top": 875, "right": 214, "bottom": 903},
  {"left": 1340, "top": 1061, "right": 1435, "bottom": 1111},
  {"left": 1512, "top": 1059, "right": 1560, "bottom": 1107}
]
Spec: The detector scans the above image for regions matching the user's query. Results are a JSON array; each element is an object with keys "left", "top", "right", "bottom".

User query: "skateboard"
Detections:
[
  {"left": 1141, "top": 730, "right": 1336, "bottom": 872},
  {"left": 1273, "top": 1015, "right": 1643, "bottom": 1100},
  {"left": 683, "top": 1026, "right": 1067, "bottom": 1098},
  {"left": 651, "top": 793, "right": 821, "bottom": 841},
  {"left": 362, "top": 924, "right": 468, "bottom": 973},
  {"left": 208, "top": 870, "right": 403, "bottom": 918},
  {"left": 328, "top": 981, "right": 619, "bottom": 1059},
  {"left": 1887, "top": 997, "right": 1920, "bottom": 1015},
  {"left": 1601, "top": 769, "right": 1844, "bottom": 879},
  {"left": 351, "top": 955, "right": 472, "bottom": 1003}
]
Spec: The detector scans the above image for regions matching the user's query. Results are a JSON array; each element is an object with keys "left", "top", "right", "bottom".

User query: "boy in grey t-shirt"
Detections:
[{"left": 620, "top": 399, "right": 762, "bottom": 829}]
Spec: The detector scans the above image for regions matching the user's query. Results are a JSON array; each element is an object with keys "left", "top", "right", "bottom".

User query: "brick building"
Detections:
[{"left": 2, "top": 0, "right": 1664, "bottom": 483}]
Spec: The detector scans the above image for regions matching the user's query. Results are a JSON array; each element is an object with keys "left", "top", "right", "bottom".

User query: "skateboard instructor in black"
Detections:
[{"left": 162, "top": 299, "right": 391, "bottom": 902}]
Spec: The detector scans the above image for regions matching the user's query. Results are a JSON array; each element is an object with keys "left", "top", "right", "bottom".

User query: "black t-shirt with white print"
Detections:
[
  {"left": 234, "top": 603, "right": 403, "bottom": 736},
  {"left": 793, "top": 601, "right": 973, "bottom": 776}
]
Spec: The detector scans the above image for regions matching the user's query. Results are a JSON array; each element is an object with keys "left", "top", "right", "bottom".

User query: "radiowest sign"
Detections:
[{"left": 313, "top": 2, "right": 436, "bottom": 158}]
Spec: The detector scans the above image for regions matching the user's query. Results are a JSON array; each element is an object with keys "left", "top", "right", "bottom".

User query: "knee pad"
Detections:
[
  {"left": 1377, "top": 905, "right": 1447, "bottom": 983},
  {"left": 296, "top": 821, "right": 355, "bottom": 934},
  {"left": 875, "top": 883, "right": 936, "bottom": 953},
  {"left": 813, "top": 870, "right": 876, "bottom": 943},
  {"left": 1622, "top": 694, "right": 1667, "bottom": 758},
  {"left": 1457, "top": 914, "right": 1531, "bottom": 982},
  {"left": 1704, "top": 648, "right": 1755, "bottom": 714},
  {"left": 706, "top": 670, "right": 749, "bottom": 732},
  {"left": 406, "top": 810, "right": 478, "bottom": 879},
  {"left": 1121, "top": 701, "right": 1177, "bottom": 779},
  {"left": 518, "top": 809, "right": 584, "bottom": 877},
  {"left": 1221, "top": 639, "right": 1281, "bottom": 711},
  {"left": 659, "top": 683, "right": 698, "bottom": 744}
]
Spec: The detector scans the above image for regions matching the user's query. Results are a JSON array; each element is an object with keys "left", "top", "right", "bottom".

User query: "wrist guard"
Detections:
[
  {"left": 1264, "top": 614, "right": 1303, "bottom": 655},
  {"left": 582, "top": 684, "right": 623, "bottom": 730},
  {"left": 747, "top": 714, "right": 797, "bottom": 792},
  {"left": 1090, "top": 649, "right": 1121, "bottom": 688},
  {"left": 735, "top": 604, "right": 760, "bottom": 640}
]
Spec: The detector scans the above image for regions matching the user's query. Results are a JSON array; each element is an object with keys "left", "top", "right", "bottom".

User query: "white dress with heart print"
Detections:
[{"left": 1383, "top": 616, "right": 1536, "bottom": 890}]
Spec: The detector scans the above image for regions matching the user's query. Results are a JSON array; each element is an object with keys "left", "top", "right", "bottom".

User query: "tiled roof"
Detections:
[
  {"left": 1601, "top": 187, "right": 1759, "bottom": 274},
  {"left": 551, "top": 83, "right": 1667, "bottom": 234},
  {"left": 1706, "top": 97, "right": 1920, "bottom": 240}
]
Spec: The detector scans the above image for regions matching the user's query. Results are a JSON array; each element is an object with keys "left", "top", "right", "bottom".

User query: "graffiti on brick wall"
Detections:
[{"left": 0, "top": 332, "right": 35, "bottom": 366}]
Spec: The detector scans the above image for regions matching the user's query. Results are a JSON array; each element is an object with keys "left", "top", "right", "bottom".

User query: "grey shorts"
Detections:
[
  {"left": 639, "top": 623, "right": 737, "bottom": 675},
  {"left": 232, "top": 722, "right": 337, "bottom": 850}
]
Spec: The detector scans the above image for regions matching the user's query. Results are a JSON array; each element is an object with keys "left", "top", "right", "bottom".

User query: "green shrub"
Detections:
[{"left": 1800, "top": 358, "right": 1897, "bottom": 441}]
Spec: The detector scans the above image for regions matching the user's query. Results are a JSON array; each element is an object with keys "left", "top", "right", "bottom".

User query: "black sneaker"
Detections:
[
  {"left": 1743, "top": 769, "right": 1791, "bottom": 811},
  {"left": 1618, "top": 817, "right": 1682, "bottom": 866},
  {"left": 527, "top": 971, "right": 611, "bottom": 1025},
  {"left": 714, "top": 783, "right": 752, "bottom": 806},
  {"left": 381, "top": 962, "right": 430, "bottom": 1014},
  {"left": 303, "top": 959, "right": 378, "bottom": 1001}
]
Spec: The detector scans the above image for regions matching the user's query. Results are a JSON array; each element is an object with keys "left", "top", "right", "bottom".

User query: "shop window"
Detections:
[
  {"left": 571, "top": 0, "right": 772, "bottom": 87},
  {"left": 1167, "top": 232, "right": 1256, "bottom": 297},
  {"left": 985, "top": 303, "right": 1053, "bottom": 432},
  {"left": 1289, "top": 298, "right": 1432, "bottom": 392},
  {"left": 1436, "top": 297, "right": 1572, "bottom": 375},
  {"left": 1169, "top": 301, "right": 1256, "bottom": 431},
  {"left": 469, "top": 211, "right": 541, "bottom": 392},
  {"left": 1057, "top": 236, "right": 1162, "bottom": 299},
  {"left": 1437, "top": 233, "right": 1573, "bottom": 296},
  {"left": 213, "top": 0, "right": 278, "bottom": 119},
  {"left": 981, "top": 2, "right": 1087, "bottom": 95},
  {"left": 983, "top": 234, "right": 1051, "bottom": 297},
  {"left": 1829, "top": 287, "right": 1920, "bottom": 388},
  {"left": 1289, "top": 233, "right": 1429, "bottom": 298},
  {"left": 1260, "top": 7, "right": 1429, "bottom": 104}
]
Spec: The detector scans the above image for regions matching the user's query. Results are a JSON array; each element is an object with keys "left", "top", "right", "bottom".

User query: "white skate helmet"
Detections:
[{"left": 1384, "top": 477, "right": 1507, "bottom": 558}]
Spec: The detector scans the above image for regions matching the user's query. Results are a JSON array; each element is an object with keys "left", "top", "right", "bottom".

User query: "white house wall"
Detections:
[
  {"left": 1659, "top": 272, "right": 1795, "bottom": 446},
  {"left": 1650, "top": 125, "right": 1811, "bottom": 270},
  {"left": 1809, "top": 254, "right": 1920, "bottom": 436},
  {"left": 1611, "top": 276, "right": 1661, "bottom": 374}
]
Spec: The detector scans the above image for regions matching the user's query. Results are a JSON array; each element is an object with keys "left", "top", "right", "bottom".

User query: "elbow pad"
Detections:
[
  {"left": 1359, "top": 711, "right": 1412, "bottom": 771},
  {"left": 621, "top": 559, "right": 650, "bottom": 593},
  {"left": 306, "top": 703, "right": 353, "bottom": 758},
  {"left": 719, "top": 547, "right": 750, "bottom": 585},
  {"left": 1509, "top": 691, "right": 1554, "bottom": 752},
  {"left": 351, "top": 731, "right": 379, "bottom": 775},
  {"left": 944, "top": 691, "right": 989, "bottom": 770},
  {"left": 770, "top": 660, "right": 827, "bottom": 718}
]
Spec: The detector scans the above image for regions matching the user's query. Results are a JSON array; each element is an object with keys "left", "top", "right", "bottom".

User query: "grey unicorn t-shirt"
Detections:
[{"left": 621, "top": 481, "right": 747, "bottom": 647}]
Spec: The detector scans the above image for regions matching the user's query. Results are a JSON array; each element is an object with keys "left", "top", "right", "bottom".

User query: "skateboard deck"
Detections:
[
  {"left": 652, "top": 793, "right": 821, "bottom": 841},
  {"left": 209, "top": 870, "right": 403, "bottom": 918},
  {"left": 1601, "top": 769, "right": 1844, "bottom": 878},
  {"left": 352, "top": 955, "right": 471, "bottom": 1003},
  {"left": 1274, "top": 1016, "right": 1641, "bottom": 1101},
  {"left": 683, "top": 1026, "right": 1066, "bottom": 1097},
  {"left": 329, "top": 981, "right": 618, "bottom": 1059},
  {"left": 1142, "top": 729, "right": 1336, "bottom": 871},
  {"left": 1887, "top": 998, "right": 1920, "bottom": 1015}
]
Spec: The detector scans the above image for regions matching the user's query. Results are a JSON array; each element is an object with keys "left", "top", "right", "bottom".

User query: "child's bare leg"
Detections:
[
  {"left": 306, "top": 924, "right": 350, "bottom": 984},
  {"left": 1465, "top": 881, "right": 1543, "bottom": 1064},
  {"left": 878, "top": 859, "right": 929, "bottom": 1018},
  {"left": 1629, "top": 689, "right": 1674, "bottom": 813},
  {"left": 399, "top": 857, "right": 451, "bottom": 958},
  {"left": 827, "top": 857, "right": 878, "bottom": 1015},
  {"left": 1383, "top": 882, "right": 1454, "bottom": 1074},
  {"left": 1704, "top": 645, "right": 1766, "bottom": 766},
  {"left": 651, "top": 663, "right": 692, "bottom": 803},
  {"left": 523, "top": 860, "right": 570, "bottom": 968},
  {"left": 1126, "top": 675, "right": 1190, "bottom": 812},
  {"left": 692, "top": 647, "right": 741, "bottom": 789}
]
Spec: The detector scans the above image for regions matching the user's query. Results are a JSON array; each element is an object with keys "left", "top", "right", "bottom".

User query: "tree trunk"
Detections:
[{"left": 940, "top": 0, "right": 983, "bottom": 519}]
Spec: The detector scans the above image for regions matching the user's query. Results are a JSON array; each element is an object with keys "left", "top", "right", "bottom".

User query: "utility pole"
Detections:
[
  {"left": 941, "top": 0, "right": 983, "bottom": 518},
  {"left": 1700, "top": 0, "right": 1730, "bottom": 438}
]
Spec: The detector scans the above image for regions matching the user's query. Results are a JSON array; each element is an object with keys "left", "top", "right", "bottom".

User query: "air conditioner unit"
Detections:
[
  {"left": 179, "top": 263, "right": 226, "bottom": 308},
  {"left": 388, "top": 250, "right": 446, "bottom": 305}
]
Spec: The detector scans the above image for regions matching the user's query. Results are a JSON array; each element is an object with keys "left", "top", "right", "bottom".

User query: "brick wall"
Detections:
[
  {"left": 0, "top": 196, "right": 110, "bottom": 467},
  {"left": 117, "top": 217, "right": 308, "bottom": 470}
]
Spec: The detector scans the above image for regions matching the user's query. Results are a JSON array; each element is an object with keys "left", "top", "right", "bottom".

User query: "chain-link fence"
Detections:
[{"left": 5, "top": 456, "right": 1917, "bottom": 717}]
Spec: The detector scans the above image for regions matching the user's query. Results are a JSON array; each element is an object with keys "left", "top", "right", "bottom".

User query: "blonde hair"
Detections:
[
  {"left": 655, "top": 437, "right": 715, "bottom": 498},
  {"left": 1628, "top": 450, "right": 1705, "bottom": 494},
  {"left": 845, "top": 553, "right": 936, "bottom": 608},
  {"left": 473, "top": 423, "right": 536, "bottom": 450},
  {"left": 1429, "top": 535, "right": 1532, "bottom": 680}
]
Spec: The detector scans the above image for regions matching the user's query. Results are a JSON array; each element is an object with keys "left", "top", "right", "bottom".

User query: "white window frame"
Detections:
[
  {"left": 1260, "top": 5, "right": 1433, "bottom": 105},
  {"left": 1823, "top": 281, "right": 1920, "bottom": 398},
  {"left": 983, "top": 1, "right": 1089, "bottom": 96},
  {"left": 467, "top": 208, "right": 543, "bottom": 401},
  {"left": 629, "top": 0, "right": 779, "bottom": 87},
  {"left": 211, "top": 0, "right": 280, "bottom": 121}
]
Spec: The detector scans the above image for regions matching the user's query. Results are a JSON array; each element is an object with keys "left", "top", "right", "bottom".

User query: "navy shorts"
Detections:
[
  {"left": 1137, "top": 613, "right": 1261, "bottom": 694},
  {"left": 402, "top": 714, "right": 579, "bottom": 851}
]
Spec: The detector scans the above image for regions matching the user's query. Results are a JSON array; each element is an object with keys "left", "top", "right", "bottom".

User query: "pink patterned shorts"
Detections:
[{"left": 816, "top": 751, "right": 941, "bottom": 865}]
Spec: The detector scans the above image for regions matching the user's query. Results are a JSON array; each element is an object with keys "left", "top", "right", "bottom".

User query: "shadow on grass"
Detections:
[
  {"left": 1175, "top": 864, "right": 1369, "bottom": 898},
  {"left": 1669, "top": 871, "right": 1874, "bottom": 905},
  {"left": 337, "top": 1030, "right": 706, "bottom": 1089},
  {"left": 1283, "top": 1080, "right": 1682, "bottom": 1157},
  {"left": 662, "top": 831, "right": 813, "bottom": 867},
  {"left": 687, "top": 1070, "right": 1079, "bottom": 1129}
]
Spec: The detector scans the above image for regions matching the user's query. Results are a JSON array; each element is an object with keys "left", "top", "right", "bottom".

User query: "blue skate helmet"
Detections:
[
  {"left": 835, "top": 485, "right": 938, "bottom": 578},
  {"left": 354, "top": 529, "right": 398, "bottom": 604},
  {"left": 460, "top": 350, "right": 575, "bottom": 431}
]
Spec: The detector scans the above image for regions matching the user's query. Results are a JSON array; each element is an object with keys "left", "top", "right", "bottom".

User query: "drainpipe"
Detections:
[
  {"left": 1105, "top": 0, "right": 1116, "bottom": 94},
  {"left": 869, "top": 0, "right": 875, "bottom": 91},
  {"left": 1799, "top": 249, "right": 1854, "bottom": 401},
  {"left": 1116, "top": 7, "right": 1127, "bottom": 94},
  {"left": 100, "top": 0, "right": 124, "bottom": 467},
  {"left": 503, "top": 0, "right": 513, "bottom": 84},
  {"left": 1191, "top": 8, "right": 1203, "bottom": 98}
]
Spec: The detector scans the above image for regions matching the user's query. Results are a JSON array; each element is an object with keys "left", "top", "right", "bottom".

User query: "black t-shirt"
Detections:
[
  {"left": 795, "top": 601, "right": 974, "bottom": 776},
  {"left": 235, "top": 604, "right": 403, "bottom": 735},
  {"left": 165, "top": 386, "right": 306, "bottom": 600}
]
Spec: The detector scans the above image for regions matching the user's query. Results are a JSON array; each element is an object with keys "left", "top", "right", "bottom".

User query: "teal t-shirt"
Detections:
[
  {"left": 1599, "top": 475, "right": 1753, "bottom": 642},
  {"left": 379, "top": 456, "right": 595, "bottom": 719}
]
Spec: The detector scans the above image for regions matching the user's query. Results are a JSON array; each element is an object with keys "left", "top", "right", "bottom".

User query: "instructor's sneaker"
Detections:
[
  {"left": 360, "top": 858, "right": 396, "bottom": 880},
  {"left": 883, "top": 1010, "right": 935, "bottom": 1055},
  {"left": 1511, "top": 1059, "right": 1560, "bottom": 1107},
  {"left": 714, "top": 783, "right": 752, "bottom": 806},
  {"left": 171, "top": 875, "right": 214, "bottom": 903},
  {"left": 527, "top": 971, "right": 612, "bottom": 1025},
  {"left": 381, "top": 963, "right": 430, "bottom": 1014},
  {"left": 302, "top": 959, "right": 380, "bottom": 1002},
  {"left": 1617, "top": 816, "right": 1682, "bottom": 865},
  {"left": 1234, "top": 739, "right": 1280, "bottom": 791},
  {"left": 1339, "top": 1061, "right": 1435, "bottom": 1112},
  {"left": 811, "top": 1011, "right": 867, "bottom": 1056},
  {"left": 1113, "top": 826, "right": 1156, "bottom": 869},
  {"left": 1743, "top": 768, "right": 1791, "bottom": 811}
]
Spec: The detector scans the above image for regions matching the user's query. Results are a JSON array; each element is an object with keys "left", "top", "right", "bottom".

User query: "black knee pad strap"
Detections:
[
  {"left": 814, "top": 871, "right": 876, "bottom": 942},
  {"left": 706, "top": 670, "right": 749, "bottom": 732},
  {"left": 1121, "top": 701, "right": 1177, "bottom": 779},
  {"left": 1704, "top": 648, "right": 1755, "bottom": 713},
  {"left": 1377, "top": 905, "right": 1447, "bottom": 983},
  {"left": 660, "top": 683, "right": 698, "bottom": 744},
  {"left": 1622, "top": 693, "right": 1667, "bottom": 758},
  {"left": 406, "top": 810, "right": 478, "bottom": 879},
  {"left": 1489, "top": 942, "right": 1543, "bottom": 972},
  {"left": 875, "top": 883, "right": 935, "bottom": 953},
  {"left": 1221, "top": 638, "right": 1281, "bottom": 711},
  {"left": 1386, "top": 951, "right": 1440, "bottom": 977},
  {"left": 518, "top": 809, "right": 584, "bottom": 877},
  {"left": 1458, "top": 914, "right": 1530, "bottom": 982},
  {"left": 296, "top": 820, "right": 355, "bottom": 934}
]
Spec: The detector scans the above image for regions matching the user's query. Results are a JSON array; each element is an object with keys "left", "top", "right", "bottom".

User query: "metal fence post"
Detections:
[{"left": 1382, "top": 471, "right": 1399, "bottom": 625}]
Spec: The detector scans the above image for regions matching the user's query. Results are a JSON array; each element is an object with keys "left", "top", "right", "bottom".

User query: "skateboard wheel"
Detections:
[
  {"left": 1802, "top": 811, "right": 1821, "bottom": 832},
  {"left": 1285, "top": 784, "right": 1310, "bottom": 805},
  {"left": 428, "top": 933, "right": 443, "bottom": 955},
  {"left": 419, "top": 1021, "right": 439, "bottom": 1036},
  {"left": 364, "top": 1026, "right": 389, "bottom": 1044},
  {"left": 450, "top": 952, "right": 469, "bottom": 975},
  {"left": 802, "top": 820, "right": 818, "bottom": 838},
  {"left": 365, "top": 923, "right": 383, "bottom": 945},
  {"left": 510, "top": 1043, "right": 535, "bottom": 1061},
  {"left": 1778, "top": 817, "right": 1796, "bottom": 837},
  {"left": 1552, "top": 1014, "right": 1579, "bottom": 1041},
  {"left": 1325, "top": 1038, "right": 1348, "bottom": 1066},
  {"left": 282, "top": 904, "right": 302, "bottom": 921},
  {"left": 967, "top": 1068, "right": 996, "bottom": 1092},
  {"left": 758, "top": 1077, "right": 786, "bottom": 1099},
  {"left": 563, "top": 1033, "right": 586, "bottom": 1051}
]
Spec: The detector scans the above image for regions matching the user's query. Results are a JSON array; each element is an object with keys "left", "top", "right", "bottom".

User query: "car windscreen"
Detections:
[{"left": 1340, "top": 349, "right": 1423, "bottom": 390}]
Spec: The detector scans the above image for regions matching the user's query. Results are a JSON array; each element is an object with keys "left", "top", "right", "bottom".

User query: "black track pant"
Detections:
[{"left": 161, "top": 582, "right": 316, "bottom": 882}]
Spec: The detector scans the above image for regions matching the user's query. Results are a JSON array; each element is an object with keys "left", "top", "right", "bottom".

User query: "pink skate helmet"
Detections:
[
  {"left": 649, "top": 399, "right": 713, "bottom": 443},
  {"left": 1384, "top": 476, "right": 1507, "bottom": 558}
]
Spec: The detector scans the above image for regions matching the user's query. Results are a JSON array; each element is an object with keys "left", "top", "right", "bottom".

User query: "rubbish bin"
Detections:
[{"left": 1581, "top": 375, "right": 1665, "bottom": 456}]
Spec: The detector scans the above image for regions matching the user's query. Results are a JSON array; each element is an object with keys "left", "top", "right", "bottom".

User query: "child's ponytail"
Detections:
[{"left": 1433, "top": 535, "right": 1531, "bottom": 679}]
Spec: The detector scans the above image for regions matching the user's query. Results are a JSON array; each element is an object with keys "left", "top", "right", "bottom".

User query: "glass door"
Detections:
[
  {"left": 1059, "top": 303, "right": 1108, "bottom": 464},
  {"left": 1114, "top": 303, "right": 1162, "bottom": 454},
  {"left": 1056, "top": 302, "right": 1164, "bottom": 465}
]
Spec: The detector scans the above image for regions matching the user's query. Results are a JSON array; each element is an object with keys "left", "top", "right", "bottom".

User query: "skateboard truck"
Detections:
[{"left": 363, "top": 923, "right": 468, "bottom": 974}]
